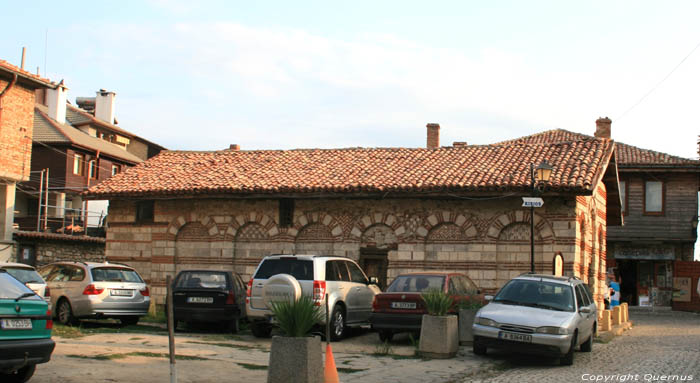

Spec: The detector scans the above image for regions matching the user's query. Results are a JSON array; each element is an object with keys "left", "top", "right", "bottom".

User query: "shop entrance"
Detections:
[{"left": 617, "top": 260, "right": 637, "bottom": 306}]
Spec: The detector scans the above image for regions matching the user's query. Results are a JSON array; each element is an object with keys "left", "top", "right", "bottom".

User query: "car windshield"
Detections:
[
  {"left": 493, "top": 279, "right": 574, "bottom": 312},
  {"left": 254, "top": 259, "right": 314, "bottom": 281},
  {"left": 175, "top": 271, "right": 229, "bottom": 289},
  {"left": 0, "top": 272, "right": 39, "bottom": 300},
  {"left": 387, "top": 275, "right": 445, "bottom": 293},
  {"left": 91, "top": 267, "right": 144, "bottom": 283},
  {"left": 4, "top": 267, "right": 44, "bottom": 284}
]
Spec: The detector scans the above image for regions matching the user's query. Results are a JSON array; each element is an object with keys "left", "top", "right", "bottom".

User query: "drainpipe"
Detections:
[{"left": 0, "top": 73, "right": 18, "bottom": 126}]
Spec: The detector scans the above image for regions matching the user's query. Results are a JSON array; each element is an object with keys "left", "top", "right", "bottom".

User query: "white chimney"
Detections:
[
  {"left": 47, "top": 83, "right": 68, "bottom": 124},
  {"left": 95, "top": 89, "right": 116, "bottom": 124}
]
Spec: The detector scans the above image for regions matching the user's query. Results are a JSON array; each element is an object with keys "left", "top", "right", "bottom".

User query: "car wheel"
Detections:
[
  {"left": 378, "top": 330, "right": 393, "bottom": 343},
  {"left": 120, "top": 316, "right": 139, "bottom": 326},
  {"left": 1, "top": 364, "right": 36, "bottom": 383},
  {"left": 580, "top": 327, "right": 594, "bottom": 352},
  {"left": 57, "top": 299, "right": 76, "bottom": 326},
  {"left": 560, "top": 333, "right": 577, "bottom": 366},
  {"left": 251, "top": 322, "right": 272, "bottom": 338},
  {"left": 473, "top": 340, "right": 487, "bottom": 356},
  {"left": 330, "top": 305, "right": 347, "bottom": 341}
]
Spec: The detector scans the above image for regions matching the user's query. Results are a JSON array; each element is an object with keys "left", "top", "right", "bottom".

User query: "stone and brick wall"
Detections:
[
  {"left": 0, "top": 78, "right": 35, "bottom": 182},
  {"left": 575, "top": 183, "right": 609, "bottom": 312},
  {"left": 105, "top": 187, "right": 606, "bottom": 305},
  {"left": 13, "top": 234, "right": 105, "bottom": 267}
]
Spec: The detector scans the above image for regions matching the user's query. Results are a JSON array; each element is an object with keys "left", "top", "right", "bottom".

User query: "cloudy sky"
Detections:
[{"left": 2, "top": 0, "right": 699, "bottom": 159}]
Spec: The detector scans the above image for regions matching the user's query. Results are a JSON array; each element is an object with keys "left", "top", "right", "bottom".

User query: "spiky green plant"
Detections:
[
  {"left": 269, "top": 296, "right": 324, "bottom": 337},
  {"left": 421, "top": 288, "right": 453, "bottom": 316}
]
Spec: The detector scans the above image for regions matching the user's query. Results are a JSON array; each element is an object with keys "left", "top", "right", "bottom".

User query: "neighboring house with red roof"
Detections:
[
  {"left": 13, "top": 86, "right": 165, "bottom": 238},
  {"left": 0, "top": 59, "right": 55, "bottom": 262},
  {"left": 86, "top": 124, "right": 622, "bottom": 311},
  {"left": 498, "top": 118, "right": 700, "bottom": 306}
]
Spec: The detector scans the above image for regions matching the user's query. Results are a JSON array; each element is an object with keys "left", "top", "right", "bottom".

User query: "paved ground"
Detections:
[
  {"left": 30, "top": 310, "right": 700, "bottom": 382},
  {"left": 31, "top": 325, "right": 489, "bottom": 383},
  {"left": 457, "top": 309, "right": 700, "bottom": 383}
]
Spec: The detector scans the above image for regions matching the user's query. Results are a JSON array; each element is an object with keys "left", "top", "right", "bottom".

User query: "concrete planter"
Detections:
[
  {"left": 267, "top": 336, "right": 323, "bottom": 383},
  {"left": 458, "top": 308, "right": 478, "bottom": 345},
  {"left": 418, "top": 314, "right": 458, "bottom": 358}
]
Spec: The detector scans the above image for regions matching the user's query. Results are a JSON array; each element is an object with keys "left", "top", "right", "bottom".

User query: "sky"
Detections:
[{"left": 2, "top": 1, "right": 700, "bottom": 257}]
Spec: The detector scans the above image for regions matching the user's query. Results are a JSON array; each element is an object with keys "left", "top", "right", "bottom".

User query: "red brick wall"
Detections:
[{"left": 0, "top": 79, "right": 35, "bottom": 181}]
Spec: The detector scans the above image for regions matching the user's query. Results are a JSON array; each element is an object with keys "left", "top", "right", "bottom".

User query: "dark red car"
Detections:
[{"left": 370, "top": 272, "right": 483, "bottom": 342}]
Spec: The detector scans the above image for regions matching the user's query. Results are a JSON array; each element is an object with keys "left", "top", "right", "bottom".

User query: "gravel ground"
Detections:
[{"left": 455, "top": 310, "right": 700, "bottom": 383}]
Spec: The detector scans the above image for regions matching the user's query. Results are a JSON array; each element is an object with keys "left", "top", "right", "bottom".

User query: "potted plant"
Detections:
[
  {"left": 457, "top": 295, "right": 485, "bottom": 345},
  {"left": 267, "top": 296, "right": 324, "bottom": 383},
  {"left": 418, "top": 289, "right": 459, "bottom": 358}
]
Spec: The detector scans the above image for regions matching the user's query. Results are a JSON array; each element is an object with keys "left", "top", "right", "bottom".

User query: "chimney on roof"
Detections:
[
  {"left": 47, "top": 82, "right": 68, "bottom": 124},
  {"left": 453, "top": 141, "right": 467, "bottom": 147},
  {"left": 229, "top": 144, "right": 240, "bottom": 151},
  {"left": 595, "top": 117, "right": 612, "bottom": 139},
  {"left": 427, "top": 123, "right": 440, "bottom": 149},
  {"left": 95, "top": 89, "right": 116, "bottom": 124}
]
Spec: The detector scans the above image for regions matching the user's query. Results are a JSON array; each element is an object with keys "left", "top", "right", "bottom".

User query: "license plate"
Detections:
[
  {"left": 391, "top": 302, "right": 417, "bottom": 309},
  {"left": 1, "top": 318, "right": 32, "bottom": 330},
  {"left": 110, "top": 289, "right": 133, "bottom": 296},
  {"left": 498, "top": 331, "right": 532, "bottom": 343},
  {"left": 187, "top": 297, "right": 213, "bottom": 304}
]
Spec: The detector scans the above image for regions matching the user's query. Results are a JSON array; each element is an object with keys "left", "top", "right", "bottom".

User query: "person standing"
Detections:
[{"left": 610, "top": 275, "right": 621, "bottom": 307}]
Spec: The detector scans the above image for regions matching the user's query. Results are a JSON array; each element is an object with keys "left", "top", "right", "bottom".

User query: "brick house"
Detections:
[
  {"left": 86, "top": 124, "right": 622, "bottom": 312},
  {"left": 501, "top": 118, "right": 700, "bottom": 306},
  {"left": 0, "top": 59, "right": 54, "bottom": 262}
]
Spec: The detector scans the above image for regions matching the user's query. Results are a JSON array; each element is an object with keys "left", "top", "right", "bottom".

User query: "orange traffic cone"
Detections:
[{"left": 324, "top": 343, "right": 339, "bottom": 383}]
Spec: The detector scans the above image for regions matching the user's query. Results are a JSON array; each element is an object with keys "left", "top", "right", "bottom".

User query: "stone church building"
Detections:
[{"left": 87, "top": 124, "right": 622, "bottom": 311}]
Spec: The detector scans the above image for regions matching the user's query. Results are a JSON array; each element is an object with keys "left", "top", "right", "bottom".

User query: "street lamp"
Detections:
[{"left": 530, "top": 161, "right": 553, "bottom": 273}]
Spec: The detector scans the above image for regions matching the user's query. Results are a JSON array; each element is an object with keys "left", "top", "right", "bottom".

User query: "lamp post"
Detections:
[{"left": 530, "top": 161, "right": 553, "bottom": 273}]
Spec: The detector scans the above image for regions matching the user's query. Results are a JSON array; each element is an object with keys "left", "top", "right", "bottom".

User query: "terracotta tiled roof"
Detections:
[
  {"left": 0, "top": 60, "right": 55, "bottom": 88},
  {"left": 13, "top": 231, "right": 106, "bottom": 244},
  {"left": 86, "top": 139, "right": 614, "bottom": 199},
  {"left": 496, "top": 129, "right": 700, "bottom": 168}
]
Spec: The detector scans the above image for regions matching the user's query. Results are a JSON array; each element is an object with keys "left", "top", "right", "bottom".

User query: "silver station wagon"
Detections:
[
  {"left": 472, "top": 274, "right": 597, "bottom": 365},
  {"left": 38, "top": 261, "right": 150, "bottom": 326}
]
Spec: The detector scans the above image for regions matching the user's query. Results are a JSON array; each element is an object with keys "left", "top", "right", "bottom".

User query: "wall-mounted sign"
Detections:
[
  {"left": 672, "top": 277, "right": 691, "bottom": 302},
  {"left": 553, "top": 253, "right": 564, "bottom": 277}
]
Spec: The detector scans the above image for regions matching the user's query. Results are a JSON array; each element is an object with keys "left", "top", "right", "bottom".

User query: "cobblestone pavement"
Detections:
[{"left": 453, "top": 310, "right": 700, "bottom": 383}]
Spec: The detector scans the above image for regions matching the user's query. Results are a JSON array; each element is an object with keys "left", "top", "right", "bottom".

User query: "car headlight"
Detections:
[
  {"left": 476, "top": 317, "right": 499, "bottom": 327},
  {"left": 536, "top": 326, "right": 568, "bottom": 335}
]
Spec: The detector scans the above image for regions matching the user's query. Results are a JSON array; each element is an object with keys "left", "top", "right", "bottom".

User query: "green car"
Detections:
[{"left": 0, "top": 268, "right": 55, "bottom": 382}]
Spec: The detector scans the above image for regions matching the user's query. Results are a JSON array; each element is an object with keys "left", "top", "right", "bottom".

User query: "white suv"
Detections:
[{"left": 246, "top": 255, "right": 381, "bottom": 340}]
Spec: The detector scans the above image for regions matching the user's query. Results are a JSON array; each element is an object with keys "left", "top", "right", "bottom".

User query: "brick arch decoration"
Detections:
[
  {"left": 292, "top": 212, "right": 344, "bottom": 242},
  {"left": 224, "top": 212, "right": 278, "bottom": 240},
  {"left": 361, "top": 223, "right": 399, "bottom": 249},
  {"left": 485, "top": 210, "right": 554, "bottom": 241},
  {"left": 166, "top": 213, "right": 220, "bottom": 240},
  {"left": 348, "top": 212, "right": 403, "bottom": 241},
  {"left": 420, "top": 211, "right": 479, "bottom": 242}
]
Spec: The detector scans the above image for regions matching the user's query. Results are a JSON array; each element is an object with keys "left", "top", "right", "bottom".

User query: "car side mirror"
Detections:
[
  {"left": 579, "top": 306, "right": 591, "bottom": 314},
  {"left": 485, "top": 295, "right": 494, "bottom": 301},
  {"left": 368, "top": 277, "right": 379, "bottom": 285}
]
